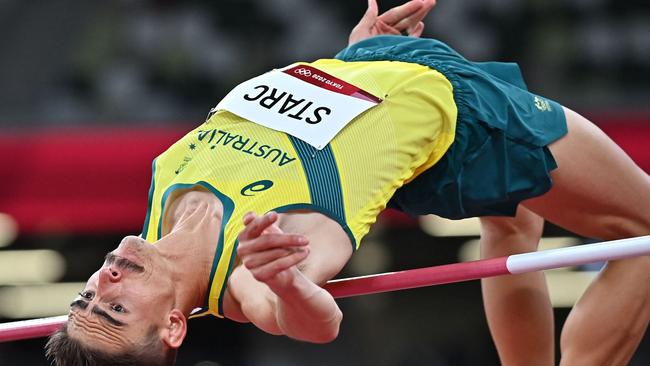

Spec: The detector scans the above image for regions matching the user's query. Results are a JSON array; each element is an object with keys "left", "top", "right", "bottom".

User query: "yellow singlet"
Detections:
[{"left": 141, "top": 59, "right": 457, "bottom": 317}]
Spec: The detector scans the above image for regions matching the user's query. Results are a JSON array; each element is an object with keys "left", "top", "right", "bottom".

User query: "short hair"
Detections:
[{"left": 45, "top": 323, "right": 177, "bottom": 366}]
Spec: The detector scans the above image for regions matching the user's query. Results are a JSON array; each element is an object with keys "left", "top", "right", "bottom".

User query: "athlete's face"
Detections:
[{"left": 66, "top": 235, "right": 175, "bottom": 352}]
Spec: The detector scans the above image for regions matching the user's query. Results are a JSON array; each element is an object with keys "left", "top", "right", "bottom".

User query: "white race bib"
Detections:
[{"left": 214, "top": 64, "right": 381, "bottom": 150}]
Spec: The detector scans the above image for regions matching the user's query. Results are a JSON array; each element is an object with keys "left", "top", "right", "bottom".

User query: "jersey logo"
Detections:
[
  {"left": 174, "top": 156, "right": 192, "bottom": 175},
  {"left": 534, "top": 96, "right": 553, "bottom": 112},
  {"left": 241, "top": 180, "right": 274, "bottom": 196}
]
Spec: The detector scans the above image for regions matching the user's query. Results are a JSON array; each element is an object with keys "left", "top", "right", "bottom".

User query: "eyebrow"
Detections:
[
  {"left": 92, "top": 306, "right": 126, "bottom": 327},
  {"left": 70, "top": 300, "right": 126, "bottom": 327},
  {"left": 70, "top": 299, "right": 88, "bottom": 310},
  {"left": 104, "top": 253, "right": 145, "bottom": 273}
]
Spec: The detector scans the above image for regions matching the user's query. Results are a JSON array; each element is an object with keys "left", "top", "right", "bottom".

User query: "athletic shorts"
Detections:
[{"left": 336, "top": 36, "right": 568, "bottom": 219}]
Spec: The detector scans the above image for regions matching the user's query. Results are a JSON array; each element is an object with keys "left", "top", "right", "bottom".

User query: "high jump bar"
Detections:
[{"left": 1, "top": 235, "right": 649, "bottom": 343}]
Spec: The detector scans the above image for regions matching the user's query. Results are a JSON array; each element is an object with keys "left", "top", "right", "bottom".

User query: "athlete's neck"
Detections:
[{"left": 155, "top": 188, "right": 224, "bottom": 315}]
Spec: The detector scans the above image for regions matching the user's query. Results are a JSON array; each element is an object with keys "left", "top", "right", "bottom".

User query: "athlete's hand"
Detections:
[
  {"left": 237, "top": 211, "right": 310, "bottom": 286},
  {"left": 348, "top": 0, "right": 436, "bottom": 45}
]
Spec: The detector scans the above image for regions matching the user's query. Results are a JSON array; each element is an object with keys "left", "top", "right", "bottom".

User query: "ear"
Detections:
[{"left": 161, "top": 309, "right": 187, "bottom": 349}]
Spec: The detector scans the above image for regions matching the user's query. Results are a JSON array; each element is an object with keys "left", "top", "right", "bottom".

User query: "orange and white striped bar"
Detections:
[{"left": 1, "top": 235, "right": 649, "bottom": 342}]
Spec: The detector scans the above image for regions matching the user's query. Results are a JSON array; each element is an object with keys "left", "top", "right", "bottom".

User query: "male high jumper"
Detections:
[{"left": 46, "top": 1, "right": 650, "bottom": 365}]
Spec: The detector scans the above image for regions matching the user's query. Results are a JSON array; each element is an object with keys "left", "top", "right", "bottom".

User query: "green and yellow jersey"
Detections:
[{"left": 141, "top": 59, "right": 457, "bottom": 318}]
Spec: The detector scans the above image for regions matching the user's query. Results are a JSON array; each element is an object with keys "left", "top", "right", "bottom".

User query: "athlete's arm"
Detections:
[
  {"left": 224, "top": 212, "right": 344, "bottom": 343},
  {"left": 348, "top": 0, "right": 436, "bottom": 45}
]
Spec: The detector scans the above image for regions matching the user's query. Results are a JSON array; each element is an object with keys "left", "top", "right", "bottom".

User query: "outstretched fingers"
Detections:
[
  {"left": 356, "top": 0, "right": 380, "bottom": 30},
  {"left": 379, "top": 0, "right": 423, "bottom": 25},
  {"left": 245, "top": 248, "right": 310, "bottom": 282},
  {"left": 241, "top": 247, "right": 303, "bottom": 268},
  {"left": 408, "top": 21, "right": 425, "bottom": 37},
  {"left": 240, "top": 211, "right": 279, "bottom": 240},
  {"left": 237, "top": 211, "right": 310, "bottom": 282},
  {"left": 237, "top": 232, "right": 308, "bottom": 256},
  {"left": 379, "top": 0, "right": 435, "bottom": 34},
  {"left": 376, "top": 19, "right": 401, "bottom": 35}
]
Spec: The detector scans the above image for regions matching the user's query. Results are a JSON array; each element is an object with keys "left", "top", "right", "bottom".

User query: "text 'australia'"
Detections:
[{"left": 197, "top": 129, "right": 296, "bottom": 167}]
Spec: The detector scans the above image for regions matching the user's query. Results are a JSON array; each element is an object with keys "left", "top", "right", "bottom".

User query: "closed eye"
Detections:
[{"left": 70, "top": 299, "right": 126, "bottom": 327}]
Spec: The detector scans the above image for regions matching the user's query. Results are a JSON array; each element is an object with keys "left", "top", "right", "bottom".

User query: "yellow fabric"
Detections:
[{"left": 141, "top": 59, "right": 457, "bottom": 317}]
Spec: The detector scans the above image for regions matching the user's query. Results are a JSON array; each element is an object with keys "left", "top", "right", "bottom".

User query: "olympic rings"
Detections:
[{"left": 294, "top": 68, "right": 312, "bottom": 77}]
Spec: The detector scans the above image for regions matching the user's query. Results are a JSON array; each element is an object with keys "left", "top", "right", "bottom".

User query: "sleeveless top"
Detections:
[{"left": 141, "top": 59, "right": 457, "bottom": 317}]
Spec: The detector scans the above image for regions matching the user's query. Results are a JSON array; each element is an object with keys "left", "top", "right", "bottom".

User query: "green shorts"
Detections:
[{"left": 336, "top": 36, "right": 568, "bottom": 219}]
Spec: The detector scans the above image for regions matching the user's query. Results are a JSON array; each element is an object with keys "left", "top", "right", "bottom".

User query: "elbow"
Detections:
[
  {"left": 306, "top": 309, "right": 343, "bottom": 344},
  {"left": 311, "top": 329, "right": 340, "bottom": 344}
]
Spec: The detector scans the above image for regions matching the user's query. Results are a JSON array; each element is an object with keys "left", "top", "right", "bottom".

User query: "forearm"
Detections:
[
  {"left": 269, "top": 268, "right": 342, "bottom": 343},
  {"left": 232, "top": 211, "right": 348, "bottom": 343},
  {"left": 228, "top": 265, "right": 342, "bottom": 343}
]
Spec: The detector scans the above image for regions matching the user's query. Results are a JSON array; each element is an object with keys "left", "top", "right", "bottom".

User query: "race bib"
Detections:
[{"left": 214, "top": 64, "right": 381, "bottom": 150}]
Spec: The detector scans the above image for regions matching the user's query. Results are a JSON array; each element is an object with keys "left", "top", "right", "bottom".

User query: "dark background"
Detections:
[{"left": 0, "top": 0, "right": 649, "bottom": 365}]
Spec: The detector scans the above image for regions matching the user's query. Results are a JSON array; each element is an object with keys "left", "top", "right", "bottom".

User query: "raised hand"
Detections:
[
  {"left": 236, "top": 211, "right": 309, "bottom": 285},
  {"left": 348, "top": 0, "right": 437, "bottom": 45}
]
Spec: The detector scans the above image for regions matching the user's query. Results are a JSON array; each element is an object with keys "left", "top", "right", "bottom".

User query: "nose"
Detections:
[{"left": 99, "top": 266, "right": 122, "bottom": 284}]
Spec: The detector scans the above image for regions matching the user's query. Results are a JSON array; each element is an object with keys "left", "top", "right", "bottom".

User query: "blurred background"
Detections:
[{"left": 0, "top": 0, "right": 649, "bottom": 365}]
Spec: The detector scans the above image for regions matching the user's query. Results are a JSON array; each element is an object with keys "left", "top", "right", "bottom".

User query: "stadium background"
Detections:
[{"left": 0, "top": 0, "right": 648, "bottom": 365}]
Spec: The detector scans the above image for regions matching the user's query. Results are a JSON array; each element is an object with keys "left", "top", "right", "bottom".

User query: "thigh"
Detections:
[{"left": 523, "top": 107, "right": 650, "bottom": 239}]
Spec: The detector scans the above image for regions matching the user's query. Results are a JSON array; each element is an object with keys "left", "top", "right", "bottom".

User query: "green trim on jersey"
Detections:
[
  {"left": 288, "top": 136, "right": 346, "bottom": 223},
  {"left": 155, "top": 181, "right": 236, "bottom": 317},
  {"left": 141, "top": 159, "right": 157, "bottom": 239}
]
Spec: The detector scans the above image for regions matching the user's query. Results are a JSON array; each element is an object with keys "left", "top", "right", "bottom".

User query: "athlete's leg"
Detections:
[
  {"left": 523, "top": 107, "right": 650, "bottom": 366},
  {"left": 480, "top": 207, "right": 554, "bottom": 366}
]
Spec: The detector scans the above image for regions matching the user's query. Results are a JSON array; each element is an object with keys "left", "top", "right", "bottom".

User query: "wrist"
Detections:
[{"left": 266, "top": 268, "right": 318, "bottom": 300}]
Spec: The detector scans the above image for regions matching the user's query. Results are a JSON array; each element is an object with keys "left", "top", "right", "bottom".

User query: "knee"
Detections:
[
  {"left": 479, "top": 209, "right": 545, "bottom": 256},
  {"left": 480, "top": 207, "right": 544, "bottom": 241}
]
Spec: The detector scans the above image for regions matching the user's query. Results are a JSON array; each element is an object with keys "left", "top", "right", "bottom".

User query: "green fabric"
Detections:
[
  {"left": 336, "top": 36, "right": 568, "bottom": 219},
  {"left": 288, "top": 136, "right": 346, "bottom": 225}
]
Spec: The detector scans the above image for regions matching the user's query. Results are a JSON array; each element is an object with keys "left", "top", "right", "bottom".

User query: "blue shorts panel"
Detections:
[{"left": 336, "top": 36, "right": 568, "bottom": 219}]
